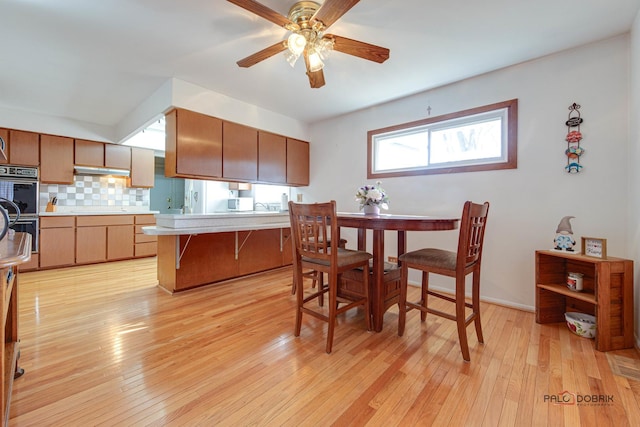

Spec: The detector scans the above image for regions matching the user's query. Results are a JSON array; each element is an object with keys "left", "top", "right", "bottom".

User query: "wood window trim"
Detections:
[{"left": 367, "top": 98, "right": 518, "bottom": 179}]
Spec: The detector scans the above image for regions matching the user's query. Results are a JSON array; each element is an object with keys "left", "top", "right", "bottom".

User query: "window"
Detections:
[{"left": 367, "top": 99, "right": 517, "bottom": 178}]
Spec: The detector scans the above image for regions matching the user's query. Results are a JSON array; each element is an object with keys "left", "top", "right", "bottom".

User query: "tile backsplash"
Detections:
[{"left": 39, "top": 175, "right": 149, "bottom": 210}]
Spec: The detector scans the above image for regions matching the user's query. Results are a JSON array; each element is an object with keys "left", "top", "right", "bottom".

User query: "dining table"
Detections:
[{"left": 336, "top": 212, "right": 459, "bottom": 332}]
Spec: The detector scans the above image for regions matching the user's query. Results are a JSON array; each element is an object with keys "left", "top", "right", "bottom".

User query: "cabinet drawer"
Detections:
[
  {"left": 135, "top": 215, "right": 156, "bottom": 225},
  {"left": 40, "top": 216, "right": 75, "bottom": 228},
  {"left": 135, "top": 242, "right": 157, "bottom": 257},
  {"left": 135, "top": 225, "right": 157, "bottom": 234},
  {"left": 77, "top": 215, "right": 134, "bottom": 227},
  {"left": 135, "top": 234, "right": 157, "bottom": 244}
]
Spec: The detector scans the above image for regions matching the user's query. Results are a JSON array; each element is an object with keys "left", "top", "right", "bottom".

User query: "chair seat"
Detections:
[
  {"left": 399, "top": 248, "right": 456, "bottom": 270},
  {"left": 302, "top": 248, "right": 372, "bottom": 268}
]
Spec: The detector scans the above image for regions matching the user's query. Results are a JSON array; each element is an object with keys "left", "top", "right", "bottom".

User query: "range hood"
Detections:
[{"left": 74, "top": 166, "right": 130, "bottom": 177}]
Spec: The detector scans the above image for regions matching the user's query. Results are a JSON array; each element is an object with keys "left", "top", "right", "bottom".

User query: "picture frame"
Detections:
[{"left": 581, "top": 237, "right": 607, "bottom": 259}]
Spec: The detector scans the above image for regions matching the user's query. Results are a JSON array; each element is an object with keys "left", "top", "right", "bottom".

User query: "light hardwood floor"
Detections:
[{"left": 8, "top": 258, "right": 640, "bottom": 426}]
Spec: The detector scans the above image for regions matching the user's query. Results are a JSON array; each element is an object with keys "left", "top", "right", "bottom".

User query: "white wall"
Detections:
[
  {"left": 307, "top": 35, "right": 631, "bottom": 311},
  {"left": 629, "top": 14, "right": 640, "bottom": 346}
]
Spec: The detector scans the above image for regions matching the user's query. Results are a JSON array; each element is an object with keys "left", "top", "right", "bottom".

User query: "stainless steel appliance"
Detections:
[{"left": 0, "top": 166, "right": 39, "bottom": 252}]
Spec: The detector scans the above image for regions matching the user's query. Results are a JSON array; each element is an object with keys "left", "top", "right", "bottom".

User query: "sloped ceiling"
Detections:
[{"left": 1, "top": 0, "right": 639, "bottom": 133}]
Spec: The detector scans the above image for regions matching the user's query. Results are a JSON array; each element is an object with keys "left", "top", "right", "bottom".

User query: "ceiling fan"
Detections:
[{"left": 227, "top": 0, "right": 390, "bottom": 88}]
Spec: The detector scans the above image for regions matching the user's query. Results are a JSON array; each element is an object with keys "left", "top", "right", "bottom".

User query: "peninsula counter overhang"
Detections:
[{"left": 143, "top": 212, "right": 291, "bottom": 235}]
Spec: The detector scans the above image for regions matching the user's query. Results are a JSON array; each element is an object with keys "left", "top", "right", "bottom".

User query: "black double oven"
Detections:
[{"left": 0, "top": 165, "right": 39, "bottom": 252}]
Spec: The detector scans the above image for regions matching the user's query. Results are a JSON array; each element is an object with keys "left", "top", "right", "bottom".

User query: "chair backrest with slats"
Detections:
[
  {"left": 457, "top": 201, "right": 490, "bottom": 268},
  {"left": 289, "top": 201, "right": 338, "bottom": 264}
]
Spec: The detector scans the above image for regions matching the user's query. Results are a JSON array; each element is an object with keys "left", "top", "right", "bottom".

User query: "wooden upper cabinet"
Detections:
[
  {"left": 9, "top": 130, "right": 40, "bottom": 166},
  {"left": 0, "top": 128, "right": 8, "bottom": 163},
  {"left": 75, "top": 139, "right": 105, "bottom": 167},
  {"left": 40, "top": 134, "right": 74, "bottom": 184},
  {"left": 165, "top": 108, "right": 223, "bottom": 179},
  {"left": 222, "top": 121, "right": 257, "bottom": 181},
  {"left": 258, "top": 131, "right": 286, "bottom": 183},
  {"left": 129, "top": 147, "right": 155, "bottom": 188},
  {"left": 105, "top": 144, "right": 131, "bottom": 169},
  {"left": 286, "top": 138, "right": 309, "bottom": 186}
]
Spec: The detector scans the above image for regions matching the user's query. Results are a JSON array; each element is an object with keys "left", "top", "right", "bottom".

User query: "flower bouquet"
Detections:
[{"left": 355, "top": 181, "right": 389, "bottom": 213}]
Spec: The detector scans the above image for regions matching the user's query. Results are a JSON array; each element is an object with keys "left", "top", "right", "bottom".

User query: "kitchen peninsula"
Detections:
[{"left": 144, "top": 212, "right": 291, "bottom": 293}]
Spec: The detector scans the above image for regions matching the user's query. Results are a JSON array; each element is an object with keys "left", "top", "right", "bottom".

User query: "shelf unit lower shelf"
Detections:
[{"left": 535, "top": 250, "right": 634, "bottom": 352}]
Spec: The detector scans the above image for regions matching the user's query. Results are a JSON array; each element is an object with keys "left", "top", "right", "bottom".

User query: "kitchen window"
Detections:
[{"left": 367, "top": 99, "right": 517, "bottom": 178}]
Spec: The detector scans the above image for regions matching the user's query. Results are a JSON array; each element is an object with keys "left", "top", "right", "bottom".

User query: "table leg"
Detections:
[{"left": 372, "top": 229, "right": 385, "bottom": 332}]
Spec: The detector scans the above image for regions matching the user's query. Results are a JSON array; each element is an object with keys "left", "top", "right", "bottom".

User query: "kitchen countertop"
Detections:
[
  {"left": 145, "top": 211, "right": 290, "bottom": 235},
  {"left": 39, "top": 210, "right": 159, "bottom": 216},
  {"left": 0, "top": 232, "right": 31, "bottom": 268}
]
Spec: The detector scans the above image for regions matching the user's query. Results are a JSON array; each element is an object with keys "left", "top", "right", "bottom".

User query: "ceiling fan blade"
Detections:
[
  {"left": 227, "top": 0, "right": 298, "bottom": 30},
  {"left": 304, "top": 54, "right": 326, "bottom": 88},
  {"left": 311, "top": 0, "right": 361, "bottom": 28},
  {"left": 237, "top": 41, "right": 287, "bottom": 68},
  {"left": 328, "top": 35, "right": 390, "bottom": 63}
]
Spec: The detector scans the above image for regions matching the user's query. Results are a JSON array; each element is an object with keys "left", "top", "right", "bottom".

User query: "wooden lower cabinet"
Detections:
[
  {"left": 157, "top": 228, "right": 292, "bottom": 293},
  {"left": 76, "top": 226, "right": 107, "bottom": 264},
  {"left": 238, "top": 229, "right": 282, "bottom": 275},
  {"left": 40, "top": 215, "right": 141, "bottom": 269},
  {"left": 158, "top": 233, "right": 238, "bottom": 292},
  {"left": 134, "top": 215, "right": 157, "bottom": 257},
  {"left": 39, "top": 216, "right": 75, "bottom": 268},
  {"left": 107, "top": 225, "right": 134, "bottom": 260}
]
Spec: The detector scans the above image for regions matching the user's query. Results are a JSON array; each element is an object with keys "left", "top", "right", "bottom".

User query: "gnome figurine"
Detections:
[{"left": 554, "top": 216, "right": 576, "bottom": 252}]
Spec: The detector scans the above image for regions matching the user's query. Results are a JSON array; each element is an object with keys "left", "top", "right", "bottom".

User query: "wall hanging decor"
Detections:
[{"left": 565, "top": 102, "right": 584, "bottom": 173}]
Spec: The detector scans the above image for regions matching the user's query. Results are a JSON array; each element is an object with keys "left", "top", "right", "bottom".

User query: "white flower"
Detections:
[{"left": 367, "top": 189, "right": 382, "bottom": 201}]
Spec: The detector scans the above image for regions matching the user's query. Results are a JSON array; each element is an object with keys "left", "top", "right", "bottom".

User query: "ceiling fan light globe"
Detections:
[
  {"left": 308, "top": 51, "right": 324, "bottom": 72},
  {"left": 287, "top": 33, "right": 306, "bottom": 55},
  {"left": 284, "top": 50, "right": 300, "bottom": 67}
]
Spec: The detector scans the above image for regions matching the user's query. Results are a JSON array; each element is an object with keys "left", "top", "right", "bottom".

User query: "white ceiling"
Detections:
[{"left": 2, "top": 0, "right": 639, "bottom": 131}]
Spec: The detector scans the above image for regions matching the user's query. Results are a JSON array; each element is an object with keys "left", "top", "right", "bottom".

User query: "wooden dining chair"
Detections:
[
  {"left": 291, "top": 234, "right": 347, "bottom": 308},
  {"left": 289, "top": 200, "right": 373, "bottom": 353},
  {"left": 397, "top": 201, "right": 490, "bottom": 362}
]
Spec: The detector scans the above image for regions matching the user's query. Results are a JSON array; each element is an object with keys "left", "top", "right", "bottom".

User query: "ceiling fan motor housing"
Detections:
[{"left": 288, "top": 1, "right": 322, "bottom": 30}]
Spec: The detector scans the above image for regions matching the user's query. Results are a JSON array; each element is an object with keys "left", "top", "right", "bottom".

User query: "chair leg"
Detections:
[
  {"left": 360, "top": 265, "right": 372, "bottom": 331},
  {"left": 294, "top": 267, "right": 303, "bottom": 337},
  {"left": 317, "top": 272, "right": 324, "bottom": 307},
  {"left": 456, "top": 276, "right": 471, "bottom": 362},
  {"left": 472, "top": 269, "right": 484, "bottom": 344},
  {"left": 326, "top": 274, "right": 338, "bottom": 353},
  {"left": 398, "top": 263, "right": 408, "bottom": 336},
  {"left": 420, "top": 272, "right": 429, "bottom": 322}
]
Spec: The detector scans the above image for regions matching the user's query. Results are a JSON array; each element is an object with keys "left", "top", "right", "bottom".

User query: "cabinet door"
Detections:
[
  {"left": 281, "top": 228, "right": 293, "bottom": 266},
  {"left": 238, "top": 229, "right": 282, "bottom": 275},
  {"left": 105, "top": 144, "right": 131, "bottom": 169},
  {"left": 9, "top": 130, "right": 40, "bottom": 166},
  {"left": 107, "top": 225, "right": 134, "bottom": 260},
  {"left": 76, "top": 226, "right": 107, "bottom": 263},
  {"left": 41, "top": 135, "right": 74, "bottom": 184},
  {"left": 129, "top": 147, "right": 155, "bottom": 188},
  {"left": 223, "top": 121, "right": 258, "bottom": 181},
  {"left": 0, "top": 128, "right": 8, "bottom": 163},
  {"left": 258, "top": 131, "right": 286, "bottom": 183},
  {"left": 286, "top": 138, "right": 309, "bottom": 186},
  {"left": 75, "top": 139, "right": 105, "bottom": 167},
  {"left": 165, "top": 109, "right": 223, "bottom": 179},
  {"left": 40, "top": 227, "right": 75, "bottom": 268}
]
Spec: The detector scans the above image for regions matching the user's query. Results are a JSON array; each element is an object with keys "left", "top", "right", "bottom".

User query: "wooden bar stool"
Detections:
[
  {"left": 289, "top": 200, "right": 373, "bottom": 353},
  {"left": 397, "top": 201, "right": 490, "bottom": 362}
]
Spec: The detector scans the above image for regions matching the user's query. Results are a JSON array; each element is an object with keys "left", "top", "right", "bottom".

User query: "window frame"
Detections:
[{"left": 367, "top": 99, "right": 518, "bottom": 179}]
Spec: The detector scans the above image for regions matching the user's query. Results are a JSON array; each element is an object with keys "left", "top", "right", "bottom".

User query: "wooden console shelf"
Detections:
[{"left": 535, "top": 250, "right": 634, "bottom": 351}]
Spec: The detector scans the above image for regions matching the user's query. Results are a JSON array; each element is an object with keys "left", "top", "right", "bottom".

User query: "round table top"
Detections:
[{"left": 336, "top": 212, "right": 459, "bottom": 232}]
